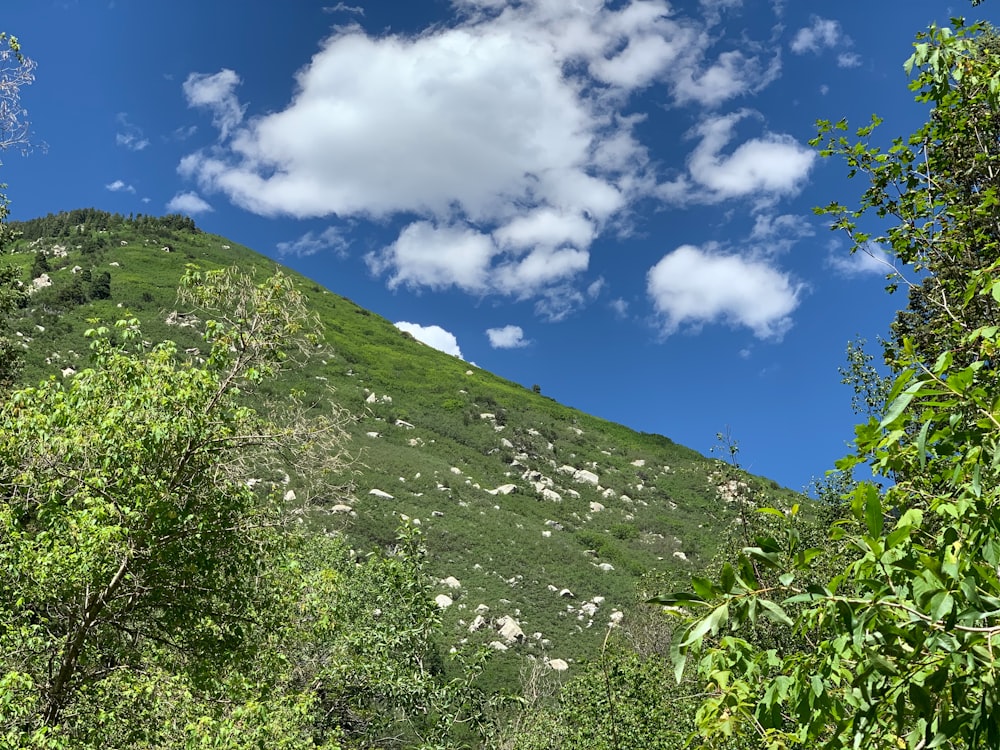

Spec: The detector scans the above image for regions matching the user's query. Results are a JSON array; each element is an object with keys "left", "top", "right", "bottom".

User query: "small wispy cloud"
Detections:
[
  {"left": 115, "top": 113, "right": 149, "bottom": 151},
  {"left": 277, "top": 227, "right": 349, "bottom": 257},
  {"left": 323, "top": 2, "right": 364, "bottom": 14},
  {"left": 105, "top": 179, "right": 135, "bottom": 193},
  {"left": 827, "top": 241, "right": 896, "bottom": 278},
  {"left": 182, "top": 69, "right": 245, "bottom": 140}
]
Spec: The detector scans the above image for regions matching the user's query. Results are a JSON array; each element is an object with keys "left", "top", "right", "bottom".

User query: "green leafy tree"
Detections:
[
  {"left": 656, "top": 16, "right": 1000, "bottom": 750},
  {"left": 0, "top": 32, "right": 34, "bottom": 388},
  {"left": 0, "top": 268, "right": 351, "bottom": 747}
]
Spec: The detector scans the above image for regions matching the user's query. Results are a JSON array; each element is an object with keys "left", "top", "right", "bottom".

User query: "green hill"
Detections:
[{"left": 6, "top": 208, "right": 798, "bottom": 687}]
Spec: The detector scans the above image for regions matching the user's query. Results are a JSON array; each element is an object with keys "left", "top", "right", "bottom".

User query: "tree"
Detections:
[
  {"left": 656, "top": 16, "right": 1000, "bottom": 750},
  {"left": 0, "top": 268, "right": 351, "bottom": 746},
  {"left": 0, "top": 32, "right": 36, "bottom": 388}
]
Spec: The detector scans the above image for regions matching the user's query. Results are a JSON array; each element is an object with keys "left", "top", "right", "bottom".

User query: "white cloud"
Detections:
[
  {"left": 178, "top": 0, "right": 788, "bottom": 309},
  {"left": 790, "top": 16, "right": 860, "bottom": 67},
  {"left": 659, "top": 111, "right": 815, "bottom": 205},
  {"left": 790, "top": 17, "right": 842, "bottom": 54},
  {"left": 115, "top": 113, "right": 149, "bottom": 151},
  {"left": 486, "top": 324, "right": 529, "bottom": 349},
  {"left": 827, "top": 241, "right": 895, "bottom": 277},
  {"left": 394, "top": 321, "right": 464, "bottom": 358},
  {"left": 105, "top": 179, "right": 135, "bottom": 193},
  {"left": 323, "top": 3, "right": 363, "bottom": 14},
  {"left": 166, "top": 191, "right": 213, "bottom": 215},
  {"left": 367, "top": 222, "right": 496, "bottom": 293},
  {"left": 277, "top": 227, "right": 349, "bottom": 257},
  {"left": 610, "top": 298, "right": 629, "bottom": 317},
  {"left": 837, "top": 52, "right": 861, "bottom": 69},
  {"left": 748, "top": 212, "right": 814, "bottom": 254},
  {"left": 673, "top": 49, "right": 781, "bottom": 108},
  {"left": 183, "top": 69, "right": 245, "bottom": 140},
  {"left": 647, "top": 244, "right": 802, "bottom": 339}
]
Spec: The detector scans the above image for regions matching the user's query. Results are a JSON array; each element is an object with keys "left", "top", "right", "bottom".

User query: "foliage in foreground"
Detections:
[
  {"left": 0, "top": 266, "right": 492, "bottom": 748},
  {"left": 658, "top": 17, "right": 1000, "bottom": 750}
]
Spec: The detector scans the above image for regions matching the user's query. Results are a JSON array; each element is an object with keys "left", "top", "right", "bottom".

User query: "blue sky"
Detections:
[{"left": 4, "top": 0, "right": 996, "bottom": 491}]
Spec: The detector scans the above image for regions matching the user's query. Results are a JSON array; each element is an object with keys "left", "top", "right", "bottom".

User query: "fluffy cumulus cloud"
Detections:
[
  {"left": 166, "top": 191, "right": 213, "bottom": 215},
  {"left": 486, "top": 325, "right": 529, "bottom": 349},
  {"left": 659, "top": 111, "right": 815, "bottom": 205},
  {"left": 394, "top": 321, "right": 464, "bottom": 358},
  {"left": 647, "top": 244, "right": 802, "bottom": 339},
  {"left": 177, "top": 0, "right": 797, "bottom": 311}
]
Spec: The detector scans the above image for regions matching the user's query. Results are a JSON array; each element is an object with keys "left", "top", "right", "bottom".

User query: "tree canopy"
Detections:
[{"left": 658, "top": 16, "right": 1000, "bottom": 750}]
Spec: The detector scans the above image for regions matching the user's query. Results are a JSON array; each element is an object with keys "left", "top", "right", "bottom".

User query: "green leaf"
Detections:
[
  {"left": 880, "top": 378, "right": 925, "bottom": 426},
  {"left": 759, "top": 599, "right": 794, "bottom": 627}
]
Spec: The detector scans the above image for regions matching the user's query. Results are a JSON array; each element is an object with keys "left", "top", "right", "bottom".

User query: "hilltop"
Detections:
[{"left": 7, "top": 209, "right": 799, "bottom": 685}]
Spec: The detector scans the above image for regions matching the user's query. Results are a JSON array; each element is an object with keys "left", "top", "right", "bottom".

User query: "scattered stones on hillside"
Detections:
[
  {"left": 546, "top": 658, "right": 569, "bottom": 671},
  {"left": 368, "top": 489, "right": 394, "bottom": 499},
  {"left": 589, "top": 501, "right": 605, "bottom": 513},
  {"left": 574, "top": 469, "right": 599, "bottom": 485},
  {"left": 541, "top": 488, "right": 562, "bottom": 502},
  {"left": 468, "top": 615, "right": 487, "bottom": 633},
  {"left": 487, "top": 484, "right": 517, "bottom": 495},
  {"left": 441, "top": 576, "right": 461, "bottom": 589},
  {"left": 631, "top": 459, "right": 646, "bottom": 467},
  {"left": 489, "top": 641, "right": 508, "bottom": 651},
  {"left": 330, "top": 504, "right": 353, "bottom": 514},
  {"left": 365, "top": 431, "right": 380, "bottom": 438},
  {"left": 284, "top": 490, "right": 296, "bottom": 503},
  {"left": 673, "top": 550, "right": 689, "bottom": 562},
  {"left": 597, "top": 563, "right": 614, "bottom": 572},
  {"left": 434, "top": 594, "right": 454, "bottom": 609},
  {"left": 497, "top": 615, "right": 525, "bottom": 644},
  {"left": 165, "top": 311, "right": 199, "bottom": 328},
  {"left": 558, "top": 588, "right": 575, "bottom": 598},
  {"left": 31, "top": 273, "right": 52, "bottom": 291},
  {"left": 394, "top": 419, "right": 415, "bottom": 429}
]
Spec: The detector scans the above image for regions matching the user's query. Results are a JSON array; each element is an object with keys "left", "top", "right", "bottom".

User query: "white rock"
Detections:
[
  {"left": 434, "top": 594, "right": 454, "bottom": 609},
  {"left": 542, "top": 530, "right": 551, "bottom": 537},
  {"left": 574, "top": 469, "right": 599, "bottom": 486},
  {"left": 469, "top": 615, "right": 487, "bottom": 633},
  {"left": 589, "top": 501, "right": 605, "bottom": 513},
  {"left": 366, "top": 431, "right": 380, "bottom": 438},
  {"left": 450, "top": 467, "right": 462, "bottom": 475},
  {"left": 559, "top": 588, "right": 575, "bottom": 598},
  {"left": 284, "top": 490, "right": 296, "bottom": 502},
  {"left": 497, "top": 615, "right": 525, "bottom": 644},
  {"left": 365, "top": 392, "right": 378, "bottom": 404},
  {"left": 330, "top": 504, "right": 353, "bottom": 513},
  {"left": 488, "top": 484, "right": 518, "bottom": 496},
  {"left": 547, "top": 658, "right": 569, "bottom": 671},
  {"left": 441, "top": 576, "right": 462, "bottom": 589},
  {"left": 489, "top": 641, "right": 509, "bottom": 651},
  {"left": 541, "top": 488, "right": 562, "bottom": 502},
  {"left": 475, "top": 603, "right": 490, "bottom": 614},
  {"left": 673, "top": 550, "right": 689, "bottom": 562},
  {"left": 369, "top": 489, "right": 394, "bottom": 499},
  {"left": 631, "top": 459, "right": 646, "bottom": 467},
  {"left": 597, "top": 563, "right": 615, "bottom": 572}
]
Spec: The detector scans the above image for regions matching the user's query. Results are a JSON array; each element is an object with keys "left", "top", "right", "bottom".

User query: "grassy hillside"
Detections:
[{"left": 6, "top": 209, "right": 799, "bottom": 687}]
